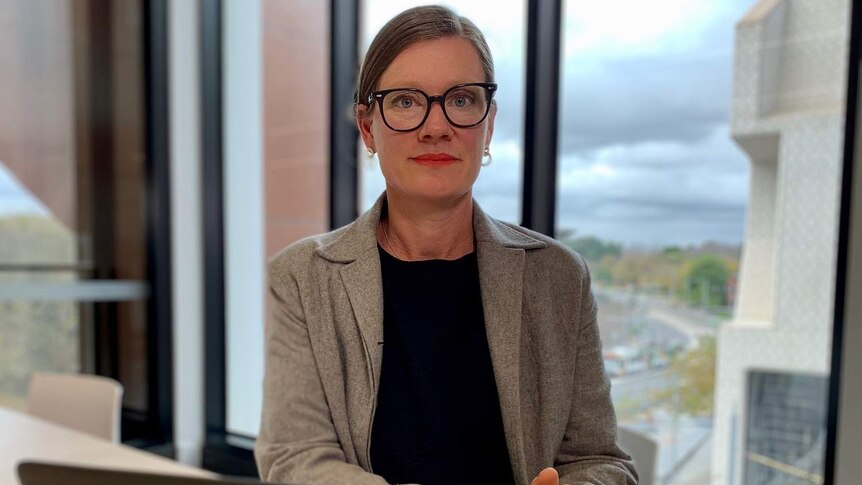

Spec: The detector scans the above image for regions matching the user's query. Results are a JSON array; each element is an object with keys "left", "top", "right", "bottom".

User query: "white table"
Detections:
[{"left": 0, "top": 406, "right": 216, "bottom": 484}]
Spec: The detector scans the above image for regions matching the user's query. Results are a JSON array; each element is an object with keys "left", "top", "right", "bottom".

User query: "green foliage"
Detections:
[
  {"left": 664, "top": 337, "right": 717, "bottom": 416},
  {"left": 679, "top": 254, "right": 731, "bottom": 307},
  {"left": 566, "top": 236, "right": 622, "bottom": 262},
  {"left": 673, "top": 338, "right": 716, "bottom": 416},
  {"left": 660, "top": 246, "right": 685, "bottom": 262},
  {"left": 561, "top": 233, "right": 738, "bottom": 311},
  {"left": 0, "top": 215, "right": 79, "bottom": 405},
  {"left": 0, "top": 215, "right": 75, "bottom": 263}
]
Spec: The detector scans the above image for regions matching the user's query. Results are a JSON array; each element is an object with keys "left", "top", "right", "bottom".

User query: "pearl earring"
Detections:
[{"left": 482, "top": 147, "right": 492, "bottom": 166}]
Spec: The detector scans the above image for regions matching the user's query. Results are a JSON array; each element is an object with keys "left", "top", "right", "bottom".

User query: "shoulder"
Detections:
[
  {"left": 266, "top": 193, "right": 386, "bottom": 290},
  {"left": 267, "top": 224, "right": 353, "bottom": 288},
  {"left": 491, "top": 218, "right": 590, "bottom": 281}
]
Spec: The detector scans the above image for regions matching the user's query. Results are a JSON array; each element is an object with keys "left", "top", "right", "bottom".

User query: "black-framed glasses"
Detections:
[{"left": 366, "top": 82, "right": 497, "bottom": 132}]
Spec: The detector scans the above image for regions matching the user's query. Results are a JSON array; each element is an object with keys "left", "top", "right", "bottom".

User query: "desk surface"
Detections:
[{"left": 0, "top": 407, "right": 215, "bottom": 484}]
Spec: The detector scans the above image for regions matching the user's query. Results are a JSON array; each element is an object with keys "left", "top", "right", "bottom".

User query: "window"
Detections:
[
  {"left": 205, "top": 1, "right": 859, "bottom": 480},
  {"left": 0, "top": 0, "right": 170, "bottom": 445},
  {"left": 557, "top": 1, "right": 850, "bottom": 483},
  {"left": 219, "top": 0, "right": 331, "bottom": 439}
]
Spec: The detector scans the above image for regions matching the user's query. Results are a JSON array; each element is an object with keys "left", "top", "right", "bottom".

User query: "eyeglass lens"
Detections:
[{"left": 381, "top": 85, "right": 490, "bottom": 131}]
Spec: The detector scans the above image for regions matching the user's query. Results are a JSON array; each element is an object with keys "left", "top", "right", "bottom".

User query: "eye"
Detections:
[
  {"left": 448, "top": 91, "right": 475, "bottom": 108},
  {"left": 387, "top": 91, "right": 424, "bottom": 110}
]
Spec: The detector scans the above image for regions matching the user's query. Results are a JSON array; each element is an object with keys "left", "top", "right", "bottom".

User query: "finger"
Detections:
[{"left": 533, "top": 467, "right": 559, "bottom": 485}]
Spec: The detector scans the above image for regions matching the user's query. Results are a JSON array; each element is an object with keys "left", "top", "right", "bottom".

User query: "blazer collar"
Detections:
[{"left": 315, "top": 192, "right": 546, "bottom": 263}]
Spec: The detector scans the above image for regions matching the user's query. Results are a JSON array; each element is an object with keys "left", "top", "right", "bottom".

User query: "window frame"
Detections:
[{"left": 200, "top": 1, "right": 860, "bottom": 481}]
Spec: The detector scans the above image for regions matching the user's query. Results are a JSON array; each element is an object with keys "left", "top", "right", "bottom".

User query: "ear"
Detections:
[
  {"left": 356, "top": 104, "right": 375, "bottom": 151},
  {"left": 485, "top": 102, "right": 497, "bottom": 145}
]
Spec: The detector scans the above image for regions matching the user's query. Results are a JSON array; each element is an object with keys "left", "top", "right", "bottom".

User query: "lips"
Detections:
[{"left": 411, "top": 153, "right": 459, "bottom": 166}]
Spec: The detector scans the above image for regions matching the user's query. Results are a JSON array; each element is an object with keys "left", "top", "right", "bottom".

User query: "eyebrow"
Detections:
[{"left": 374, "top": 81, "right": 486, "bottom": 92}]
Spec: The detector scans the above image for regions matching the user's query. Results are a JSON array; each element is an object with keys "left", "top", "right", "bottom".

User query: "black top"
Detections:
[{"left": 370, "top": 246, "right": 515, "bottom": 485}]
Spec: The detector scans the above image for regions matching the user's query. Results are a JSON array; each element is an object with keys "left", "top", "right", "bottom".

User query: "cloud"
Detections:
[
  {"left": 549, "top": 0, "right": 755, "bottom": 247},
  {"left": 558, "top": 49, "right": 734, "bottom": 155},
  {"left": 555, "top": 126, "right": 750, "bottom": 246}
]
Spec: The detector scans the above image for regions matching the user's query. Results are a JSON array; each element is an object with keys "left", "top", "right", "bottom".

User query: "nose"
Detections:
[{"left": 417, "top": 101, "right": 453, "bottom": 141}]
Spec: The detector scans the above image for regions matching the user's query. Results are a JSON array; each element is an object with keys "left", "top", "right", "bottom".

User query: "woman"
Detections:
[{"left": 255, "top": 6, "right": 637, "bottom": 485}]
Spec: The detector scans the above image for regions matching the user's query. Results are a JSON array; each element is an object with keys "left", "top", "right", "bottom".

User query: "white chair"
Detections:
[
  {"left": 27, "top": 372, "right": 123, "bottom": 442},
  {"left": 618, "top": 425, "right": 658, "bottom": 485}
]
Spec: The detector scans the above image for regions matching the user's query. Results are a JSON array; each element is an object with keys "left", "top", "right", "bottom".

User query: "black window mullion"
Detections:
[
  {"left": 143, "top": 0, "right": 174, "bottom": 447},
  {"left": 521, "top": 0, "right": 563, "bottom": 237},
  {"left": 200, "top": 0, "right": 226, "bottom": 440},
  {"left": 330, "top": 0, "right": 360, "bottom": 229},
  {"left": 824, "top": 0, "right": 862, "bottom": 483},
  {"left": 80, "top": 0, "right": 117, "bottom": 384}
]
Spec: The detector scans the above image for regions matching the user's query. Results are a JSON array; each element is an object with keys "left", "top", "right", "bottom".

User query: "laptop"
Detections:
[{"left": 17, "top": 461, "right": 280, "bottom": 485}]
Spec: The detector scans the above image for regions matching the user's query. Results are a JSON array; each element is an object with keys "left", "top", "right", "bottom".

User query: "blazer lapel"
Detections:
[
  {"left": 473, "top": 204, "right": 546, "bottom": 485},
  {"left": 340, "top": 253, "right": 384, "bottom": 387},
  {"left": 477, "top": 241, "right": 527, "bottom": 483},
  {"left": 316, "top": 194, "right": 386, "bottom": 468},
  {"left": 317, "top": 194, "right": 386, "bottom": 381}
]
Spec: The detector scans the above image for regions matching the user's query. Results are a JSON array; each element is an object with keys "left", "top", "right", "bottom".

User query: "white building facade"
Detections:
[{"left": 713, "top": 0, "right": 850, "bottom": 484}]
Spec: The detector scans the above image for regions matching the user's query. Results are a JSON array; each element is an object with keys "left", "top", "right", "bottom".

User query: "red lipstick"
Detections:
[{"left": 411, "top": 153, "right": 458, "bottom": 166}]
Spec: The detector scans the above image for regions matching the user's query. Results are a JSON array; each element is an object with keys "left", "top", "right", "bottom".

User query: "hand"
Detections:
[{"left": 531, "top": 467, "right": 560, "bottom": 485}]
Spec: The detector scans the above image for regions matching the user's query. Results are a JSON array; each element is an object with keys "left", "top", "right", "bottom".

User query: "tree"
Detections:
[
  {"left": 562, "top": 236, "right": 624, "bottom": 286},
  {"left": 566, "top": 235, "right": 622, "bottom": 263},
  {"left": 0, "top": 215, "right": 78, "bottom": 405},
  {"left": 654, "top": 337, "right": 716, "bottom": 416},
  {"left": 680, "top": 254, "right": 731, "bottom": 307},
  {"left": 674, "top": 338, "right": 716, "bottom": 415}
]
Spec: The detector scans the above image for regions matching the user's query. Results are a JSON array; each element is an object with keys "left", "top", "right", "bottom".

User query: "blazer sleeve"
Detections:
[
  {"left": 555, "top": 259, "right": 639, "bottom": 485},
  {"left": 254, "top": 262, "right": 389, "bottom": 485}
]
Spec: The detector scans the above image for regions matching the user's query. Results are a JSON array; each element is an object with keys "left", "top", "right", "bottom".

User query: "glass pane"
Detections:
[
  {"left": 358, "top": 0, "right": 526, "bottom": 224},
  {"left": 745, "top": 371, "right": 828, "bottom": 485},
  {"left": 557, "top": 1, "right": 849, "bottom": 484},
  {"left": 0, "top": 297, "right": 81, "bottom": 410},
  {"left": 0, "top": 0, "right": 151, "bottom": 424},
  {"left": 225, "top": 0, "right": 332, "bottom": 437},
  {"left": 0, "top": 0, "right": 81, "bottom": 410}
]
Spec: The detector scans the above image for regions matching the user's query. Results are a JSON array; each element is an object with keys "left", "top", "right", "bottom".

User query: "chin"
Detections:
[{"left": 413, "top": 186, "right": 473, "bottom": 203}]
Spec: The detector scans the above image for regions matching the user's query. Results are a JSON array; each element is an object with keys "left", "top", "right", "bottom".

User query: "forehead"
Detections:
[{"left": 378, "top": 37, "right": 486, "bottom": 92}]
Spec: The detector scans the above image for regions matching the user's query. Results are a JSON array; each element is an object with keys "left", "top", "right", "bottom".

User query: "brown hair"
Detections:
[{"left": 355, "top": 5, "right": 495, "bottom": 113}]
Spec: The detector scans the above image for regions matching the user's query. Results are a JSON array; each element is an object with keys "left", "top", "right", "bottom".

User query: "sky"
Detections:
[
  {"left": 360, "top": 0, "right": 758, "bottom": 248},
  {"left": 0, "top": 162, "right": 48, "bottom": 217}
]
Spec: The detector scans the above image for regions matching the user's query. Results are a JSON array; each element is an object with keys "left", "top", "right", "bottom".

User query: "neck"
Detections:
[{"left": 378, "top": 189, "right": 475, "bottom": 261}]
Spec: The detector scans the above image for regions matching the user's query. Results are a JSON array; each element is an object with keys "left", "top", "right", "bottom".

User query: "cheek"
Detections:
[
  {"left": 374, "top": 136, "right": 408, "bottom": 181},
  {"left": 374, "top": 132, "right": 403, "bottom": 161},
  {"left": 467, "top": 132, "right": 488, "bottom": 158}
]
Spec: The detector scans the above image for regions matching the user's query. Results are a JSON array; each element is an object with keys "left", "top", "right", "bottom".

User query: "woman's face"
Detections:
[{"left": 357, "top": 37, "right": 495, "bottom": 205}]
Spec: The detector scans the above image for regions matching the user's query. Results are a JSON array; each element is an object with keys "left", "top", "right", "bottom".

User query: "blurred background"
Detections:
[{"left": 0, "top": 0, "right": 860, "bottom": 484}]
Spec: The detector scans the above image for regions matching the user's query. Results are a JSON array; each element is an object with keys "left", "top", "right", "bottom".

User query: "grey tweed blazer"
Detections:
[{"left": 255, "top": 194, "right": 638, "bottom": 485}]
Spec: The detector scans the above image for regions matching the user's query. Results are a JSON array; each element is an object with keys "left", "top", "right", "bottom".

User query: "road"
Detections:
[
  {"left": 596, "top": 289, "right": 721, "bottom": 484},
  {"left": 611, "top": 368, "right": 677, "bottom": 405}
]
